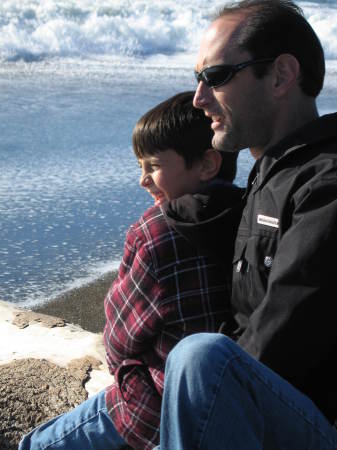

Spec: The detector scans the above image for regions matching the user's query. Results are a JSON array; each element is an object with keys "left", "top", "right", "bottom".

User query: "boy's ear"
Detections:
[{"left": 199, "top": 149, "right": 222, "bottom": 181}]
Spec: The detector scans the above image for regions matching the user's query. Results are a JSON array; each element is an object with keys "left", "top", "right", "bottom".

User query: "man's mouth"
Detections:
[{"left": 211, "top": 115, "right": 223, "bottom": 130}]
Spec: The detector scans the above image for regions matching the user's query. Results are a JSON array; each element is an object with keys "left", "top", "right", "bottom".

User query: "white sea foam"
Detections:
[
  {"left": 21, "top": 259, "right": 122, "bottom": 308},
  {"left": 0, "top": 0, "right": 215, "bottom": 63},
  {"left": 1, "top": 0, "right": 337, "bottom": 63}
]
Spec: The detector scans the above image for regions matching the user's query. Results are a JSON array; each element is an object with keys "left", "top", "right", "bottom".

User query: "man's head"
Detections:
[
  {"left": 193, "top": 0, "right": 324, "bottom": 157},
  {"left": 133, "top": 91, "right": 238, "bottom": 205}
]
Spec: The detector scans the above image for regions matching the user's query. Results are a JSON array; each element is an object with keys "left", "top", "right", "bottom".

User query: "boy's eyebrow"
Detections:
[
  {"left": 146, "top": 155, "right": 162, "bottom": 162},
  {"left": 138, "top": 155, "right": 161, "bottom": 165}
]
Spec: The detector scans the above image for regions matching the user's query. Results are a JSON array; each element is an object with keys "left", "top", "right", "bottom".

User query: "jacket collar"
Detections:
[{"left": 252, "top": 112, "right": 337, "bottom": 191}]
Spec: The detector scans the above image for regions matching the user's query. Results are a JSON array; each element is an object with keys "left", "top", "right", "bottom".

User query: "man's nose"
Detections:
[{"left": 193, "top": 81, "right": 211, "bottom": 110}]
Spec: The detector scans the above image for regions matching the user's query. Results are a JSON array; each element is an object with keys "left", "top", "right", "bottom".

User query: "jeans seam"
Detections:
[
  {"left": 196, "top": 349, "right": 337, "bottom": 450},
  {"left": 197, "top": 354, "right": 241, "bottom": 450},
  {"left": 236, "top": 356, "right": 337, "bottom": 448},
  {"left": 44, "top": 406, "right": 108, "bottom": 449}
]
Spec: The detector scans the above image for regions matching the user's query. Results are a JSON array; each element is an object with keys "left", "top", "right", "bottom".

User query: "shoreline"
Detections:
[{"left": 32, "top": 271, "right": 118, "bottom": 333}]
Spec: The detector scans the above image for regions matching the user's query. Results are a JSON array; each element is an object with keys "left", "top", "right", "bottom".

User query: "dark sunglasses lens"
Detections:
[{"left": 202, "top": 66, "right": 232, "bottom": 87}]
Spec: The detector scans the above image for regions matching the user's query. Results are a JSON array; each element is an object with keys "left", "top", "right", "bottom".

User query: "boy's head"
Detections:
[{"left": 132, "top": 91, "right": 238, "bottom": 205}]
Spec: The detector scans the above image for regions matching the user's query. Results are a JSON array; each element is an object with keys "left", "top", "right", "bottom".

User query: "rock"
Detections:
[
  {"left": 12, "top": 310, "right": 66, "bottom": 329},
  {"left": 0, "top": 300, "right": 114, "bottom": 450},
  {"left": 0, "top": 358, "right": 88, "bottom": 449}
]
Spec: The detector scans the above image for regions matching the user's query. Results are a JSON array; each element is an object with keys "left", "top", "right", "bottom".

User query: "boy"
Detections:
[
  {"left": 19, "top": 92, "right": 243, "bottom": 450},
  {"left": 104, "top": 91, "right": 243, "bottom": 449}
]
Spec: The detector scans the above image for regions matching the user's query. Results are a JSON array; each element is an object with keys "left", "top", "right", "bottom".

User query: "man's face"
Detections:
[{"left": 193, "top": 14, "right": 275, "bottom": 157}]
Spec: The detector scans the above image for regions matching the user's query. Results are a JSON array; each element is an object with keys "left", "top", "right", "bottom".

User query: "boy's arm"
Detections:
[{"left": 103, "top": 225, "right": 164, "bottom": 374}]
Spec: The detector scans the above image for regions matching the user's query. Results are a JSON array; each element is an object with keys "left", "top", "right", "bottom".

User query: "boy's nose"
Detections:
[{"left": 140, "top": 172, "right": 152, "bottom": 187}]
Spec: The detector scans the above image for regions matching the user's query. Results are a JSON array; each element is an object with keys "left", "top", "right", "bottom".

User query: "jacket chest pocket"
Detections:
[{"left": 232, "top": 233, "right": 277, "bottom": 312}]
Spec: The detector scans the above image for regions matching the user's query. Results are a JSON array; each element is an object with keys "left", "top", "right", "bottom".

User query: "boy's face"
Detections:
[{"left": 139, "top": 149, "right": 203, "bottom": 206}]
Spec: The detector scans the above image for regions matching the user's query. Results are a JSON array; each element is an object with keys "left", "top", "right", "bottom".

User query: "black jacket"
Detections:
[
  {"left": 229, "top": 113, "right": 337, "bottom": 421},
  {"left": 164, "top": 180, "right": 244, "bottom": 264}
]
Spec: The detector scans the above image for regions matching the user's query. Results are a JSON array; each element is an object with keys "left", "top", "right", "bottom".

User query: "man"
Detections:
[{"left": 154, "top": 1, "right": 337, "bottom": 449}]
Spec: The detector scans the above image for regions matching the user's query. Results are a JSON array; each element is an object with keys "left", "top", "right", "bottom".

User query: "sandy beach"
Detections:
[{"left": 32, "top": 271, "right": 118, "bottom": 333}]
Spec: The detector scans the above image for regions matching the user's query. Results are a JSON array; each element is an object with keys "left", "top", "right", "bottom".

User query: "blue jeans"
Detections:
[
  {"left": 155, "top": 333, "right": 337, "bottom": 450},
  {"left": 18, "top": 389, "right": 128, "bottom": 449}
]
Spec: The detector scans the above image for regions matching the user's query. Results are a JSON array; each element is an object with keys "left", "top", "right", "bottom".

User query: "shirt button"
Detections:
[{"left": 264, "top": 256, "right": 273, "bottom": 268}]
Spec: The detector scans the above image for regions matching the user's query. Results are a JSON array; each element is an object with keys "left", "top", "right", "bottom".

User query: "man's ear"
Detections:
[
  {"left": 199, "top": 149, "right": 222, "bottom": 181},
  {"left": 271, "top": 53, "right": 301, "bottom": 97}
]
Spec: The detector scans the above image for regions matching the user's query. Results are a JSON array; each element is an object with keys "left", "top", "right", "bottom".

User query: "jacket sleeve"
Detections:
[
  {"left": 103, "top": 225, "right": 164, "bottom": 374},
  {"left": 238, "top": 175, "right": 337, "bottom": 386}
]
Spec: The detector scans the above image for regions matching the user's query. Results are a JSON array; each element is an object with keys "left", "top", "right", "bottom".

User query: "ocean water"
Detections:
[{"left": 1, "top": 0, "right": 337, "bottom": 307}]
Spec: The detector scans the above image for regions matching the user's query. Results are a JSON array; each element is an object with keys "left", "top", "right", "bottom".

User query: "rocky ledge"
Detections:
[{"left": 0, "top": 300, "right": 114, "bottom": 450}]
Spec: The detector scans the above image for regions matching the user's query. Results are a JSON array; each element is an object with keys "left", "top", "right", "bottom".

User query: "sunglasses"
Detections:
[{"left": 194, "top": 58, "right": 275, "bottom": 88}]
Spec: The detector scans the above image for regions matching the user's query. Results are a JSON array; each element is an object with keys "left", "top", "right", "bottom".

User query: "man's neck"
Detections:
[{"left": 250, "top": 100, "right": 319, "bottom": 160}]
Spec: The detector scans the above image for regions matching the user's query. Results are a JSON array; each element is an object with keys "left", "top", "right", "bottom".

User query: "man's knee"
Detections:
[{"left": 166, "top": 333, "right": 237, "bottom": 379}]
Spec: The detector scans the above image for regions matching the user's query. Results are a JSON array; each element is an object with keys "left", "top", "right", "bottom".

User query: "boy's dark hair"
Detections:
[
  {"left": 132, "top": 91, "right": 238, "bottom": 182},
  {"left": 215, "top": 0, "right": 325, "bottom": 97}
]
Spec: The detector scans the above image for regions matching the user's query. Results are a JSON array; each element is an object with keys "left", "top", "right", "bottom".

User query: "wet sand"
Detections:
[{"left": 33, "top": 271, "right": 118, "bottom": 333}]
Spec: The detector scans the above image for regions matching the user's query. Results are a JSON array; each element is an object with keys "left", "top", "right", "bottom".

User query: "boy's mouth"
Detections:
[{"left": 149, "top": 191, "right": 166, "bottom": 205}]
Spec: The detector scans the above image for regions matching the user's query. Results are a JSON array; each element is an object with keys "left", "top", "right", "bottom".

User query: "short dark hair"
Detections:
[
  {"left": 215, "top": 0, "right": 325, "bottom": 97},
  {"left": 132, "top": 91, "right": 238, "bottom": 182}
]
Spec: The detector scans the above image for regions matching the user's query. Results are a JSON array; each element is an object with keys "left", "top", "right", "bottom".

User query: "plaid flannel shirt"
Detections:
[{"left": 104, "top": 204, "right": 232, "bottom": 449}]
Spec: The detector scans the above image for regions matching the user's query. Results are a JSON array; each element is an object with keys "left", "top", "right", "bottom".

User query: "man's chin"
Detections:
[{"left": 212, "top": 134, "right": 237, "bottom": 153}]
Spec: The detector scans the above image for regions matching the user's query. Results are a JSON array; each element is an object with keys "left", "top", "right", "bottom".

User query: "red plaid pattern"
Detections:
[{"left": 104, "top": 205, "right": 231, "bottom": 449}]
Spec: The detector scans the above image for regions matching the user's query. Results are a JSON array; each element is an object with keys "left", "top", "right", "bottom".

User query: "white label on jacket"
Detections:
[{"left": 257, "top": 214, "right": 279, "bottom": 228}]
